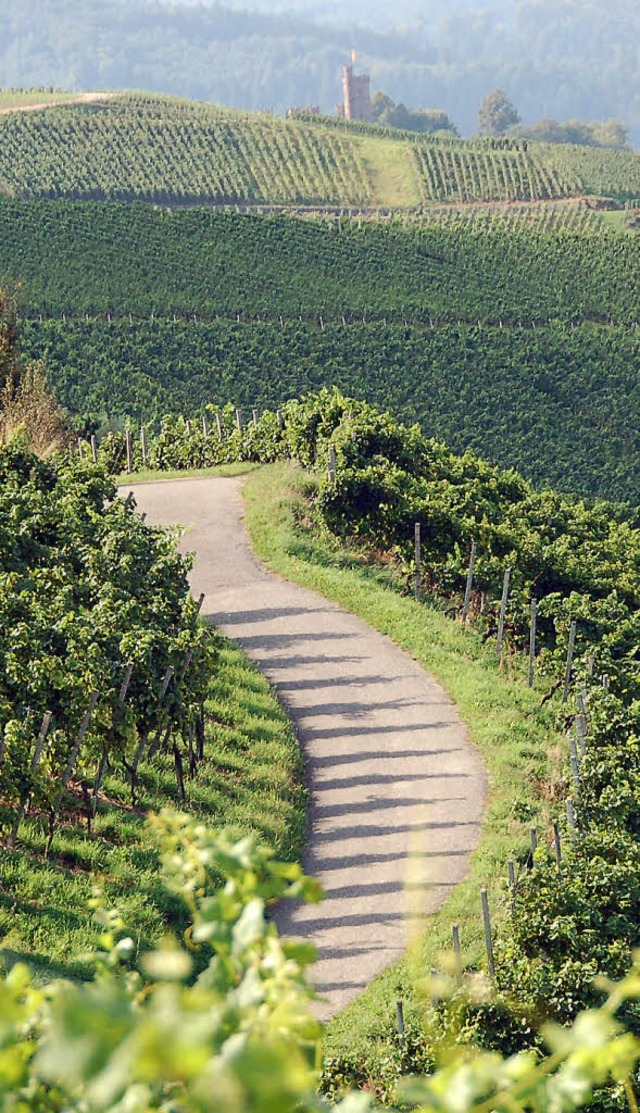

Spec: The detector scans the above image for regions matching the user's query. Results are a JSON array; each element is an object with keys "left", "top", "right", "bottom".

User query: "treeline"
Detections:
[{"left": 4, "top": 0, "right": 640, "bottom": 145}]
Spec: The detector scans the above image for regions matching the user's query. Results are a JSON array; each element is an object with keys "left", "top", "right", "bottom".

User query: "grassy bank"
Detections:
[
  {"left": 116, "top": 462, "right": 259, "bottom": 485},
  {"left": 241, "top": 463, "right": 563, "bottom": 1073},
  {"left": 0, "top": 630, "right": 306, "bottom": 981}
]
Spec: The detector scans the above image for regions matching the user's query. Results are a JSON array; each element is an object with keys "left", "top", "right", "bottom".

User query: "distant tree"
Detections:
[
  {"left": 370, "top": 91, "right": 394, "bottom": 119},
  {"left": 511, "top": 116, "right": 629, "bottom": 150},
  {"left": 591, "top": 119, "right": 628, "bottom": 149},
  {"left": 371, "top": 90, "right": 458, "bottom": 135},
  {"left": 477, "top": 89, "right": 520, "bottom": 136}
]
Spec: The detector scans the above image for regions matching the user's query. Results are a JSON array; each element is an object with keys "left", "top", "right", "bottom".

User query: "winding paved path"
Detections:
[{"left": 129, "top": 476, "right": 486, "bottom": 1019}]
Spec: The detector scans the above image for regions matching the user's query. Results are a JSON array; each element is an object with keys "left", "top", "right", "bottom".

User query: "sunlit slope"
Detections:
[
  {"left": 0, "top": 95, "right": 370, "bottom": 206},
  {"left": 1, "top": 201, "right": 637, "bottom": 321},
  {"left": 0, "top": 93, "right": 639, "bottom": 208},
  {"left": 2, "top": 199, "right": 638, "bottom": 502}
]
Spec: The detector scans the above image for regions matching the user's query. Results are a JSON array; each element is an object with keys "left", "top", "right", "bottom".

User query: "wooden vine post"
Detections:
[
  {"left": 576, "top": 712, "right": 587, "bottom": 756},
  {"left": 414, "top": 522, "right": 422, "bottom": 603},
  {"left": 562, "top": 620, "right": 577, "bottom": 703},
  {"left": 46, "top": 691, "right": 99, "bottom": 857},
  {"left": 452, "top": 923, "right": 462, "bottom": 985},
  {"left": 128, "top": 666, "right": 174, "bottom": 802},
  {"left": 528, "top": 598, "right": 537, "bottom": 687},
  {"left": 480, "top": 889, "right": 495, "bottom": 978},
  {"left": 461, "top": 540, "right": 477, "bottom": 625},
  {"left": 553, "top": 820, "right": 562, "bottom": 867},
  {"left": 90, "top": 662, "right": 134, "bottom": 828},
  {"left": 125, "top": 429, "right": 133, "bottom": 473},
  {"left": 328, "top": 444, "right": 337, "bottom": 485},
  {"left": 496, "top": 567, "right": 512, "bottom": 658},
  {"left": 7, "top": 711, "right": 53, "bottom": 847}
]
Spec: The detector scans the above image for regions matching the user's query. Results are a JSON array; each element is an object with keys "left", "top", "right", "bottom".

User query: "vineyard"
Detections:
[
  {"left": 410, "top": 141, "right": 576, "bottom": 203},
  {"left": 0, "top": 199, "right": 636, "bottom": 500},
  {"left": 539, "top": 141, "right": 640, "bottom": 202},
  {"left": 0, "top": 95, "right": 370, "bottom": 206},
  {"left": 1, "top": 388, "right": 640, "bottom": 1106},
  {"left": 416, "top": 199, "right": 606, "bottom": 234},
  {"left": 0, "top": 443, "right": 305, "bottom": 972},
  {"left": 0, "top": 200, "right": 637, "bottom": 324},
  {"left": 0, "top": 94, "right": 638, "bottom": 208},
  {"left": 18, "top": 317, "right": 640, "bottom": 505},
  {"left": 0, "top": 447, "right": 206, "bottom": 842},
  {"left": 93, "top": 391, "right": 640, "bottom": 1109},
  {"left": 2, "top": 79, "right": 640, "bottom": 1110}
]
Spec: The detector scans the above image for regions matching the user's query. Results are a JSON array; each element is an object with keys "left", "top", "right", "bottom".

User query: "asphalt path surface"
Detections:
[{"left": 129, "top": 476, "right": 486, "bottom": 1019}]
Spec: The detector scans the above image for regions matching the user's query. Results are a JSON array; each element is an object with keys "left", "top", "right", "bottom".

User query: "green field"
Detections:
[
  {"left": 0, "top": 94, "right": 639, "bottom": 209},
  {"left": 1, "top": 201, "right": 635, "bottom": 321},
  {"left": 1, "top": 199, "right": 636, "bottom": 502}
]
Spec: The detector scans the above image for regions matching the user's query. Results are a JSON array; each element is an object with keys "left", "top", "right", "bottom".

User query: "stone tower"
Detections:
[{"left": 340, "top": 57, "right": 372, "bottom": 122}]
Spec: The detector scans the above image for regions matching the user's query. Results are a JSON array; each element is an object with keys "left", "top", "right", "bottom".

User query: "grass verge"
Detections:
[
  {"left": 0, "top": 629, "right": 306, "bottom": 981},
  {"left": 355, "top": 135, "right": 421, "bottom": 209},
  {"left": 116, "top": 462, "right": 259, "bottom": 485},
  {"left": 241, "top": 463, "right": 563, "bottom": 1069}
]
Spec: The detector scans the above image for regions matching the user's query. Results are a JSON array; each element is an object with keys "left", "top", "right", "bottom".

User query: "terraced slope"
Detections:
[
  {"left": 0, "top": 95, "right": 370, "bottom": 206},
  {"left": 410, "top": 141, "right": 576, "bottom": 203},
  {"left": 0, "top": 93, "right": 638, "bottom": 208}
]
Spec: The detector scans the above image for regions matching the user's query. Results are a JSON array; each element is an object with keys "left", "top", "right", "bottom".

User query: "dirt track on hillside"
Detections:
[
  {"left": 0, "top": 92, "right": 119, "bottom": 116},
  {"left": 130, "top": 475, "right": 486, "bottom": 1019}
]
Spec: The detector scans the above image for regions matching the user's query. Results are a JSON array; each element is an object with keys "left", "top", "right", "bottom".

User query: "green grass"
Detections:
[
  {"left": 240, "top": 463, "right": 563, "bottom": 1066},
  {"left": 354, "top": 135, "right": 421, "bottom": 208},
  {"left": 0, "top": 630, "right": 306, "bottom": 980}
]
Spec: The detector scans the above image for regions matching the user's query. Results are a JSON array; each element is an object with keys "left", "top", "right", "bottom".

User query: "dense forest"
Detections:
[{"left": 2, "top": 0, "right": 640, "bottom": 143}]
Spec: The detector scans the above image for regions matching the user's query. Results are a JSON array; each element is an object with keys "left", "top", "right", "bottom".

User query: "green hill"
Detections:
[
  {"left": 0, "top": 94, "right": 639, "bottom": 208},
  {"left": 0, "top": 201, "right": 636, "bottom": 321},
  {"left": 3, "top": 199, "right": 638, "bottom": 504}
]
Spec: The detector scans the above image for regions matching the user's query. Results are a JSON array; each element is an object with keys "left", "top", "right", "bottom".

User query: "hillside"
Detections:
[
  {"left": 3, "top": 0, "right": 640, "bottom": 145},
  {"left": 0, "top": 95, "right": 639, "bottom": 208},
  {"left": 2, "top": 200, "right": 637, "bottom": 503},
  {"left": 2, "top": 202, "right": 636, "bottom": 320}
]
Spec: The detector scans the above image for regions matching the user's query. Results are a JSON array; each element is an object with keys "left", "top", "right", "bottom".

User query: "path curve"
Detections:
[
  {"left": 129, "top": 476, "right": 486, "bottom": 1019},
  {"left": 0, "top": 92, "right": 120, "bottom": 116}
]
